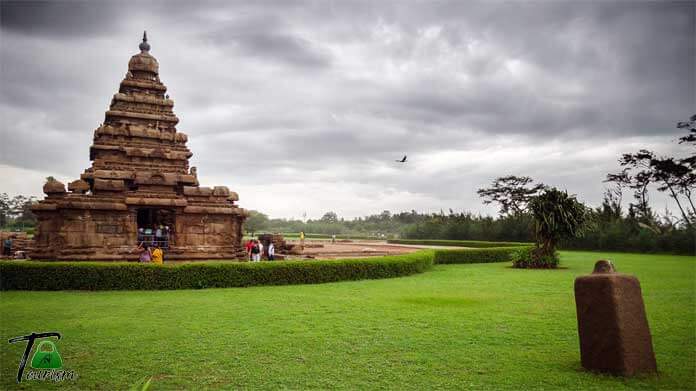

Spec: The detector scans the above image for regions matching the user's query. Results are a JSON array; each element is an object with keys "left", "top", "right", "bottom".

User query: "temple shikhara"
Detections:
[{"left": 31, "top": 33, "right": 247, "bottom": 260}]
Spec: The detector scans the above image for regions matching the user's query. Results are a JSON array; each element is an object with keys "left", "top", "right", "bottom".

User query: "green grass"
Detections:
[{"left": 1, "top": 251, "right": 693, "bottom": 390}]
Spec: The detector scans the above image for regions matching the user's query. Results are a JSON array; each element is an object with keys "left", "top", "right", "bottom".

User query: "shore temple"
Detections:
[{"left": 31, "top": 32, "right": 247, "bottom": 260}]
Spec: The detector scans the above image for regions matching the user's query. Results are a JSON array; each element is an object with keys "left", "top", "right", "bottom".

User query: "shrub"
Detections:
[
  {"left": 388, "top": 239, "right": 532, "bottom": 248},
  {"left": 511, "top": 247, "right": 559, "bottom": 269},
  {"left": 433, "top": 246, "right": 531, "bottom": 264},
  {"left": 528, "top": 188, "right": 591, "bottom": 260},
  {"left": 0, "top": 251, "right": 434, "bottom": 291}
]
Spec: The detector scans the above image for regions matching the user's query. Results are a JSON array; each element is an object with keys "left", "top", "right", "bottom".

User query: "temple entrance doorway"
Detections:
[{"left": 136, "top": 208, "right": 175, "bottom": 248}]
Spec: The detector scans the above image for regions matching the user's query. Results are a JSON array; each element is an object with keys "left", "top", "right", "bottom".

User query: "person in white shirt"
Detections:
[
  {"left": 268, "top": 243, "right": 275, "bottom": 261},
  {"left": 256, "top": 241, "right": 264, "bottom": 262},
  {"left": 251, "top": 240, "right": 260, "bottom": 262}
]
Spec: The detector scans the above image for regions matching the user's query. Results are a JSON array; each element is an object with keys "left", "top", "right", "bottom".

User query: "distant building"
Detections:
[{"left": 31, "top": 32, "right": 247, "bottom": 260}]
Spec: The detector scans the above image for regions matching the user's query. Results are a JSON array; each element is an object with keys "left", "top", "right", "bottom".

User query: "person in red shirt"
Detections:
[{"left": 245, "top": 239, "right": 254, "bottom": 261}]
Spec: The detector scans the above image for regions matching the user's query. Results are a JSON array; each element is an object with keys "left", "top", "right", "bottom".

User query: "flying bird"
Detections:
[{"left": 395, "top": 155, "right": 407, "bottom": 163}]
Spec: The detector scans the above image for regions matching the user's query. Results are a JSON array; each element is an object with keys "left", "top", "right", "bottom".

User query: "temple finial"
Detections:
[{"left": 139, "top": 30, "right": 150, "bottom": 52}]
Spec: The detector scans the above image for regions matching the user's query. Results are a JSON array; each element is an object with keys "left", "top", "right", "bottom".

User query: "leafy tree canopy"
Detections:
[
  {"left": 607, "top": 115, "right": 695, "bottom": 229},
  {"left": 477, "top": 175, "right": 546, "bottom": 216},
  {"left": 245, "top": 210, "right": 269, "bottom": 235}
]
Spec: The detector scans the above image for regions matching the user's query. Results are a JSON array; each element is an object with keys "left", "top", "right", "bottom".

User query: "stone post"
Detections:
[{"left": 574, "top": 260, "right": 657, "bottom": 376}]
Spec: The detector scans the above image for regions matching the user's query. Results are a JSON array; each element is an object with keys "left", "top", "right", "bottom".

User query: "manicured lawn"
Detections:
[{"left": 1, "top": 251, "right": 694, "bottom": 390}]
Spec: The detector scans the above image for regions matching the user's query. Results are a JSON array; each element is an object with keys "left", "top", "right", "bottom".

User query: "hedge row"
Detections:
[
  {"left": 278, "top": 233, "right": 385, "bottom": 240},
  {"left": 388, "top": 239, "right": 533, "bottom": 248},
  {"left": 0, "top": 251, "right": 434, "bottom": 291},
  {"left": 433, "top": 246, "right": 532, "bottom": 264}
]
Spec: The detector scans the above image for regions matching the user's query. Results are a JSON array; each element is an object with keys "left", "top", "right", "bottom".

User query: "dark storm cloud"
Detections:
[
  {"left": 0, "top": 0, "right": 693, "bottom": 217},
  {"left": 202, "top": 17, "right": 332, "bottom": 69},
  {"left": 0, "top": 1, "right": 124, "bottom": 37}
]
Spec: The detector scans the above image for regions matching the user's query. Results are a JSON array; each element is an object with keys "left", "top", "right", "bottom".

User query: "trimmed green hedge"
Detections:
[
  {"left": 388, "top": 239, "right": 532, "bottom": 248},
  {"left": 511, "top": 247, "right": 559, "bottom": 269},
  {"left": 433, "top": 246, "right": 532, "bottom": 264},
  {"left": 0, "top": 251, "right": 434, "bottom": 291}
]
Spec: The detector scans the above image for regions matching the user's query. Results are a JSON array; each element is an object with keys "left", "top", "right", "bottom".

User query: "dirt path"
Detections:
[{"left": 283, "top": 239, "right": 458, "bottom": 259}]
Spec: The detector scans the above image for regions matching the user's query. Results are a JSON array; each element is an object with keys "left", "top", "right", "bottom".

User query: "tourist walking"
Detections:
[
  {"left": 151, "top": 244, "right": 164, "bottom": 265},
  {"left": 257, "top": 240, "right": 264, "bottom": 260},
  {"left": 268, "top": 242, "right": 275, "bottom": 261}
]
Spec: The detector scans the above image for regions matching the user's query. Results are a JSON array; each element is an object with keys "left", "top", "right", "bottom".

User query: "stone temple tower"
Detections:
[{"left": 31, "top": 32, "right": 247, "bottom": 260}]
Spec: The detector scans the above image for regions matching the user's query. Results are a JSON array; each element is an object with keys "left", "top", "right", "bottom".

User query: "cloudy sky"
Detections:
[{"left": 0, "top": 0, "right": 693, "bottom": 219}]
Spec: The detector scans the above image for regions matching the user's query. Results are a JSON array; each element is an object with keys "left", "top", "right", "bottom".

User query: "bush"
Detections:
[
  {"left": 0, "top": 251, "right": 434, "bottom": 291},
  {"left": 388, "top": 239, "right": 532, "bottom": 248},
  {"left": 511, "top": 247, "right": 559, "bottom": 269},
  {"left": 433, "top": 246, "right": 531, "bottom": 264}
]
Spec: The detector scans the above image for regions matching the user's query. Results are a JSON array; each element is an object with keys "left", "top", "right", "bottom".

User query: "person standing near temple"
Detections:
[
  {"left": 250, "top": 240, "right": 261, "bottom": 262},
  {"left": 257, "top": 240, "right": 264, "bottom": 260},
  {"left": 300, "top": 231, "right": 305, "bottom": 251},
  {"left": 3, "top": 237, "right": 12, "bottom": 257},
  {"left": 155, "top": 225, "right": 163, "bottom": 247},
  {"left": 135, "top": 242, "right": 152, "bottom": 263},
  {"left": 268, "top": 242, "right": 275, "bottom": 261},
  {"left": 245, "top": 239, "right": 254, "bottom": 261},
  {"left": 151, "top": 244, "right": 164, "bottom": 265},
  {"left": 164, "top": 226, "right": 170, "bottom": 249}
]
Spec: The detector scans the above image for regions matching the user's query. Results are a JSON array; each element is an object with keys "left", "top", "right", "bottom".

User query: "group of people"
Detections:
[
  {"left": 2, "top": 236, "right": 28, "bottom": 259},
  {"left": 245, "top": 239, "right": 274, "bottom": 262},
  {"left": 133, "top": 235, "right": 276, "bottom": 263},
  {"left": 137, "top": 225, "right": 170, "bottom": 249},
  {"left": 134, "top": 242, "right": 164, "bottom": 264}
]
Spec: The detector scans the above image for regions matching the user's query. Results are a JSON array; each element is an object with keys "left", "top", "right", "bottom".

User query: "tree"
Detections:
[
  {"left": 477, "top": 175, "right": 546, "bottom": 216},
  {"left": 608, "top": 151, "right": 694, "bottom": 229},
  {"left": 12, "top": 195, "right": 37, "bottom": 227},
  {"left": 677, "top": 113, "right": 696, "bottom": 145},
  {"left": 320, "top": 211, "right": 339, "bottom": 223},
  {"left": 244, "top": 210, "right": 269, "bottom": 236},
  {"left": 606, "top": 167, "right": 654, "bottom": 223},
  {"left": 528, "top": 188, "right": 591, "bottom": 261},
  {"left": 607, "top": 115, "right": 696, "bottom": 229},
  {"left": 597, "top": 186, "right": 623, "bottom": 222},
  {"left": 0, "top": 193, "right": 9, "bottom": 227}
]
